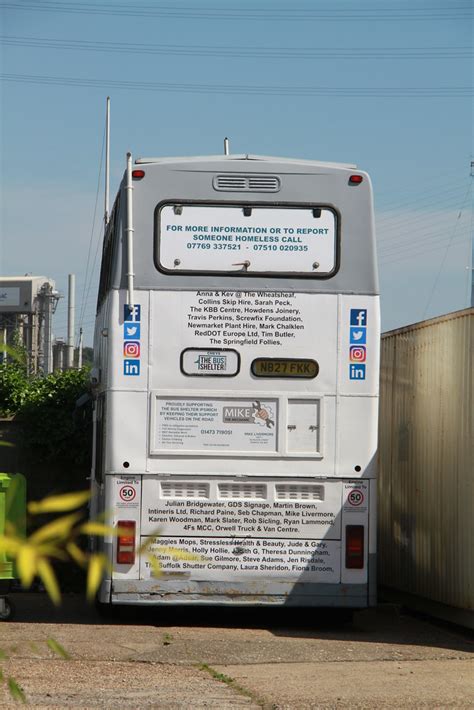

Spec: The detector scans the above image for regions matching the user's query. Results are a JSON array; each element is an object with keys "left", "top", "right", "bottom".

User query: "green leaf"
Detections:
[
  {"left": 17, "top": 544, "right": 37, "bottom": 588},
  {"left": 79, "top": 522, "right": 117, "bottom": 537},
  {"left": 28, "top": 491, "right": 90, "bottom": 515},
  {"left": 37, "top": 558, "right": 61, "bottom": 606},
  {"left": 29, "top": 512, "right": 83, "bottom": 544},
  {"left": 66, "top": 541, "right": 87, "bottom": 566},
  {"left": 86, "top": 554, "right": 109, "bottom": 602},
  {"left": 7, "top": 678, "right": 26, "bottom": 704},
  {"left": 0, "top": 535, "right": 21, "bottom": 556},
  {"left": 47, "top": 638, "right": 70, "bottom": 660}
]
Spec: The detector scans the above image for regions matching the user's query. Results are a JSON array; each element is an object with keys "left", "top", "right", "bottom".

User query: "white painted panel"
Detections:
[
  {"left": 287, "top": 399, "right": 320, "bottom": 453},
  {"left": 107, "top": 391, "right": 148, "bottom": 473},
  {"left": 336, "top": 396, "right": 378, "bottom": 478}
]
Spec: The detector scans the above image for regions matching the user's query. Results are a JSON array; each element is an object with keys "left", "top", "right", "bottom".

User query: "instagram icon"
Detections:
[
  {"left": 349, "top": 345, "right": 366, "bottom": 362},
  {"left": 124, "top": 341, "right": 140, "bottom": 358}
]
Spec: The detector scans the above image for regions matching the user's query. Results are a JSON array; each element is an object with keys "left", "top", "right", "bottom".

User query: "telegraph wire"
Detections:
[
  {"left": 376, "top": 180, "right": 468, "bottom": 216},
  {"left": 422, "top": 182, "right": 473, "bottom": 317},
  {"left": 78, "top": 125, "right": 105, "bottom": 331},
  {"left": 378, "top": 229, "right": 469, "bottom": 259},
  {"left": 379, "top": 238, "right": 469, "bottom": 266},
  {"left": 1, "top": 73, "right": 472, "bottom": 97},
  {"left": 1, "top": 35, "right": 472, "bottom": 60},
  {"left": 2, "top": 1, "right": 472, "bottom": 21}
]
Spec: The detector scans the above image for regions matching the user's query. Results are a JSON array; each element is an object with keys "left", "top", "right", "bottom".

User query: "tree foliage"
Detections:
[{"left": 0, "top": 364, "right": 91, "bottom": 466}]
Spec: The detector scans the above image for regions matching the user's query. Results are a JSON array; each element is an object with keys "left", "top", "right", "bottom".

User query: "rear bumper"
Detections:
[{"left": 105, "top": 578, "right": 374, "bottom": 608}]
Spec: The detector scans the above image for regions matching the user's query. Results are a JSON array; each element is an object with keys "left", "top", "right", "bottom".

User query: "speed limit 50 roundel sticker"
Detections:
[
  {"left": 347, "top": 489, "right": 364, "bottom": 507},
  {"left": 119, "top": 485, "right": 136, "bottom": 502}
]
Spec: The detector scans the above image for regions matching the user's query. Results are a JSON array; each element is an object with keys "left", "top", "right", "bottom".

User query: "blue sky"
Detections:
[{"left": 1, "top": 0, "right": 472, "bottom": 345}]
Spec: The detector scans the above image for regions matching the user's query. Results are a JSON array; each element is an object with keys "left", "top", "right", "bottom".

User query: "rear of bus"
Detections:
[{"left": 91, "top": 154, "right": 380, "bottom": 609}]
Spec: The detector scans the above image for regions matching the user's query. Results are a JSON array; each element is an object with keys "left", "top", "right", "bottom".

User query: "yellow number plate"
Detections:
[{"left": 251, "top": 358, "right": 319, "bottom": 378}]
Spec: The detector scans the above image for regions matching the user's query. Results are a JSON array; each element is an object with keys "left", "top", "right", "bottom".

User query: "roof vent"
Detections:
[{"left": 213, "top": 174, "right": 281, "bottom": 193}]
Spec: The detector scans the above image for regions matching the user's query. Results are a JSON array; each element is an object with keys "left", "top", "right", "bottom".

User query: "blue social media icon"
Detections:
[
  {"left": 124, "top": 304, "right": 141, "bottom": 322},
  {"left": 349, "top": 363, "right": 366, "bottom": 380},
  {"left": 124, "top": 359, "right": 140, "bottom": 376},
  {"left": 350, "top": 309, "right": 367, "bottom": 327},
  {"left": 124, "top": 323, "right": 141, "bottom": 340},
  {"left": 350, "top": 327, "right": 367, "bottom": 344}
]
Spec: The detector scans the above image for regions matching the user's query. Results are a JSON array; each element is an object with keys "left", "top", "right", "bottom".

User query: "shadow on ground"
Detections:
[{"left": 6, "top": 591, "right": 473, "bottom": 656}]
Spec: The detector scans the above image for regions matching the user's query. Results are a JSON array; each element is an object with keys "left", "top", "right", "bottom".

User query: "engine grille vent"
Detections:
[
  {"left": 161, "top": 481, "right": 209, "bottom": 499},
  {"left": 218, "top": 483, "right": 267, "bottom": 500},
  {"left": 213, "top": 174, "right": 281, "bottom": 193},
  {"left": 275, "top": 484, "right": 325, "bottom": 501}
]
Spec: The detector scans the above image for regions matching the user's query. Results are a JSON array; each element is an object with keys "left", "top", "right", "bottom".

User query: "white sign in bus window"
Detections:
[
  {"left": 158, "top": 204, "right": 337, "bottom": 275},
  {"left": 154, "top": 396, "right": 278, "bottom": 453}
]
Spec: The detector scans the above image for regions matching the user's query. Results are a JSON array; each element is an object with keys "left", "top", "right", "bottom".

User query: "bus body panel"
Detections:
[{"left": 91, "top": 155, "right": 379, "bottom": 609}]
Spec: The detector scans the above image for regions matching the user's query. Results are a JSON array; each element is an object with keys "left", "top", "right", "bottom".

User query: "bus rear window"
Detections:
[{"left": 157, "top": 204, "right": 337, "bottom": 276}]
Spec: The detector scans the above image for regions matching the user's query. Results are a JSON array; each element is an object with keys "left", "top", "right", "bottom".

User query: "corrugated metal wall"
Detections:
[{"left": 378, "top": 308, "right": 473, "bottom": 611}]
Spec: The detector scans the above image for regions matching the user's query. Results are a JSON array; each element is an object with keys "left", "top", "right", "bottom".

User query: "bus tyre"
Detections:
[
  {"left": 0, "top": 598, "right": 15, "bottom": 621},
  {"left": 95, "top": 599, "right": 117, "bottom": 619}
]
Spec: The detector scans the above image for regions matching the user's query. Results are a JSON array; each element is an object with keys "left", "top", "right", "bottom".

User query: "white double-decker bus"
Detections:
[{"left": 90, "top": 152, "right": 380, "bottom": 611}]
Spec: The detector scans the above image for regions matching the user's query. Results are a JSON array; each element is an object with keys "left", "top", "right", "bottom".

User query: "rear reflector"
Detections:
[
  {"left": 349, "top": 174, "right": 363, "bottom": 185},
  {"left": 132, "top": 169, "right": 145, "bottom": 179},
  {"left": 117, "top": 520, "right": 136, "bottom": 564},
  {"left": 345, "top": 525, "right": 364, "bottom": 569}
]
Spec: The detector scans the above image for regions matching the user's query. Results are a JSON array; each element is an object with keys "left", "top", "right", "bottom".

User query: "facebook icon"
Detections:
[
  {"left": 350, "top": 309, "right": 367, "bottom": 327},
  {"left": 349, "top": 364, "right": 366, "bottom": 380},
  {"left": 124, "top": 304, "right": 141, "bottom": 322}
]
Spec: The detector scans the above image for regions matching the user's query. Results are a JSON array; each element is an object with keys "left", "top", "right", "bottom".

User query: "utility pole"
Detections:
[
  {"left": 78, "top": 327, "right": 83, "bottom": 368},
  {"left": 105, "top": 96, "right": 110, "bottom": 227},
  {"left": 67, "top": 274, "right": 75, "bottom": 368},
  {"left": 470, "top": 161, "right": 474, "bottom": 307}
]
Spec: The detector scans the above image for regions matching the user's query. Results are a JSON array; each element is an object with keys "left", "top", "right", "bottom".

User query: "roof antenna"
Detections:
[
  {"left": 104, "top": 96, "right": 110, "bottom": 226},
  {"left": 224, "top": 137, "right": 230, "bottom": 156}
]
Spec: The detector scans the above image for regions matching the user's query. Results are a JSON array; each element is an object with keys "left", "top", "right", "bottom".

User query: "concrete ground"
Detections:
[{"left": 0, "top": 593, "right": 472, "bottom": 708}]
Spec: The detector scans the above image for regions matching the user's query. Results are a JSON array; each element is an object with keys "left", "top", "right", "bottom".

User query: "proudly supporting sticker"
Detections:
[{"left": 153, "top": 396, "right": 278, "bottom": 453}]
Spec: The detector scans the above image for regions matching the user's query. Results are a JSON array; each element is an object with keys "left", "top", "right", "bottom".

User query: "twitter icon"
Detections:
[
  {"left": 124, "top": 323, "right": 141, "bottom": 340},
  {"left": 350, "top": 327, "right": 366, "bottom": 344}
]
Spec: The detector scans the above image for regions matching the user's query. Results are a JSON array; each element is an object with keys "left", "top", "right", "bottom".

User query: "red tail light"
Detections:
[
  {"left": 132, "top": 169, "right": 145, "bottom": 179},
  {"left": 349, "top": 174, "right": 363, "bottom": 185},
  {"left": 117, "top": 520, "right": 136, "bottom": 564},
  {"left": 345, "top": 525, "right": 364, "bottom": 569}
]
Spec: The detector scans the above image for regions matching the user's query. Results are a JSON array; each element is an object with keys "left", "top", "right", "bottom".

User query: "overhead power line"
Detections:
[
  {"left": 422, "top": 182, "right": 473, "bottom": 317},
  {"left": 2, "top": 1, "right": 472, "bottom": 21},
  {"left": 1, "top": 35, "right": 472, "bottom": 60},
  {"left": 1, "top": 73, "right": 472, "bottom": 97},
  {"left": 79, "top": 126, "right": 105, "bottom": 330}
]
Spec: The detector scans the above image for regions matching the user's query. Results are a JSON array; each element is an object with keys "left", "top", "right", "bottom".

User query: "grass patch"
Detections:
[{"left": 198, "top": 663, "right": 266, "bottom": 707}]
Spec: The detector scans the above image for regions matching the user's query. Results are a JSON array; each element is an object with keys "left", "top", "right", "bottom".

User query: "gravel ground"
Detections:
[{"left": 0, "top": 593, "right": 472, "bottom": 708}]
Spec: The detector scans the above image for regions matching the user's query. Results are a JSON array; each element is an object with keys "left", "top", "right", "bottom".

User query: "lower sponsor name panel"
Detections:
[{"left": 140, "top": 536, "right": 340, "bottom": 583}]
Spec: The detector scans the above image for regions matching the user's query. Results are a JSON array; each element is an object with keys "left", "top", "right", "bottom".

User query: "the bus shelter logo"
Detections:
[
  {"left": 195, "top": 353, "right": 227, "bottom": 372},
  {"left": 223, "top": 401, "right": 274, "bottom": 428}
]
